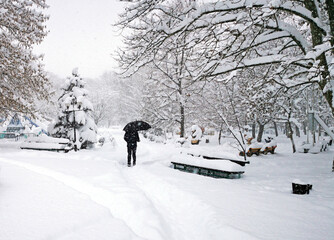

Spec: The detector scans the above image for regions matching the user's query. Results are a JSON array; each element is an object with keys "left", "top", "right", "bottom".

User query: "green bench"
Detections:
[{"left": 171, "top": 161, "right": 244, "bottom": 179}]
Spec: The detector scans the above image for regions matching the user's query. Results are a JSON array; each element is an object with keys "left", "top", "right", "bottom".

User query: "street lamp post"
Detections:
[
  {"left": 66, "top": 97, "right": 82, "bottom": 152},
  {"left": 72, "top": 100, "right": 77, "bottom": 151}
]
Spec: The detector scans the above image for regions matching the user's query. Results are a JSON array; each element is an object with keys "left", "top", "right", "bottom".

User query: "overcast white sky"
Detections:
[{"left": 34, "top": 0, "right": 126, "bottom": 79}]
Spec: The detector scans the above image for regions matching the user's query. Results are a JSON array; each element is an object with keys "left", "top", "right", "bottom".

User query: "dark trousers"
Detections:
[{"left": 127, "top": 144, "right": 137, "bottom": 166}]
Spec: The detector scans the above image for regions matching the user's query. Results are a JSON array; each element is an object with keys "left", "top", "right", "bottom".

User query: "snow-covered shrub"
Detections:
[
  {"left": 154, "top": 136, "right": 165, "bottom": 144},
  {"left": 309, "top": 145, "right": 321, "bottom": 154},
  {"left": 191, "top": 125, "right": 203, "bottom": 141},
  {"left": 297, "top": 142, "right": 312, "bottom": 153}
]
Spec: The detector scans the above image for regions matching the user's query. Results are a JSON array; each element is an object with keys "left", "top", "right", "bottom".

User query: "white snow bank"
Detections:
[
  {"left": 248, "top": 142, "right": 263, "bottom": 149},
  {"left": 182, "top": 143, "right": 245, "bottom": 161},
  {"left": 24, "top": 135, "right": 70, "bottom": 144},
  {"left": 309, "top": 145, "right": 321, "bottom": 154},
  {"left": 260, "top": 140, "right": 277, "bottom": 151},
  {"left": 20, "top": 142, "right": 70, "bottom": 150},
  {"left": 20, "top": 135, "right": 72, "bottom": 151},
  {"left": 0, "top": 140, "right": 21, "bottom": 149},
  {"left": 292, "top": 179, "right": 307, "bottom": 185}
]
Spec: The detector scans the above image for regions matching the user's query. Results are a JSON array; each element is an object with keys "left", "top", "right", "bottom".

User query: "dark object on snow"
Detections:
[
  {"left": 124, "top": 131, "right": 140, "bottom": 167},
  {"left": 123, "top": 121, "right": 150, "bottom": 166},
  {"left": 292, "top": 183, "right": 312, "bottom": 194},
  {"left": 303, "top": 148, "right": 309, "bottom": 153},
  {"left": 124, "top": 131, "right": 140, "bottom": 144},
  {"left": 123, "top": 121, "right": 151, "bottom": 132}
]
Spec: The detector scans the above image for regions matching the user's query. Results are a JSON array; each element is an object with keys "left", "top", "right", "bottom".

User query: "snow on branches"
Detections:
[
  {"left": 117, "top": 0, "right": 334, "bottom": 115},
  {"left": 0, "top": 0, "right": 49, "bottom": 117}
]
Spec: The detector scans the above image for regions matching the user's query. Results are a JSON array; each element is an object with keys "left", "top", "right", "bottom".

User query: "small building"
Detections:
[
  {"left": 0, "top": 114, "right": 49, "bottom": 139},
  {"left": 5, "top": 114, "right": 25, "bottom": 138}
]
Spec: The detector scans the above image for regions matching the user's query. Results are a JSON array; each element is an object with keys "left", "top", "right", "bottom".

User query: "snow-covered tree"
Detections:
[
  {"left": 87, "top": 71, "right": 143, "bottom": 127},
  {"left": 33, "top": 72, "right": 65, "bottom": 121},
  {"left": 50, "top": 69, "right": 97, "bottom": 150},
  {"left": 0, "top": 0, "right": 49, "bottom": 117},
  {"left": 87, "top": 73, "right": 116, "bottom": 127},
  {"left": 139, "top": 62, "right": 201, "bottom": 137},
  {"left": 117, "top": 1, "right": 210, "bottom": 137}
]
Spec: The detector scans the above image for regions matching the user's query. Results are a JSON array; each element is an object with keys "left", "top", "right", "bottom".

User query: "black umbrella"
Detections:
[{"left": 123, "top": 120, "right": 151, "bottom": 132}]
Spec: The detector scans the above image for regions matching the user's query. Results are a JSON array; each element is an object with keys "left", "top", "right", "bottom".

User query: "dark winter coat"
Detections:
[{"left": 124, "top": 131, "right": 140, "bottom": 148}]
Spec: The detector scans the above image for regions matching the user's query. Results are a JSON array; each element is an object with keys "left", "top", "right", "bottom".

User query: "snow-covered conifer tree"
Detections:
[{"left": 50, "top": 68, "right": 97, "bottom": 149}]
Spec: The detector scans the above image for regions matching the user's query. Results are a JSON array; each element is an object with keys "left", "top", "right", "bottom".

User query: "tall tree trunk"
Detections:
[
  {"left": 218, "top": 124, "right": 223, "bottom": 145},
  {"left": 313, "top": 129, "right": 317, "bottom": 145},
  {"left": 326, "top": 0, "right": 334, "bottom": 52},
  {"left": 296, "top": 125, "right": 300, "bottom": 138},
  {"left": 257, "top": 122, "right": 264, "bottom": 142},
  {"left": 287, "top": 120, "right": 296, "bottom": 153},
  {"left": 304, "top": 0, "right": 334, "bottom": 115},
  {"left": 303, "top": 121, "right": 307, "bottom": 135},
  {"left": 285, "top": 122, "right": 289, "bottom": 137},
  {"left": 180, "top": 104, "right": 185, "bottom": 138},
  {"left": 273, "top": 121, "right": 279, "bottom": 137},
  {"left": 252, "top": 122, "right": 256, "bottom": 139}
]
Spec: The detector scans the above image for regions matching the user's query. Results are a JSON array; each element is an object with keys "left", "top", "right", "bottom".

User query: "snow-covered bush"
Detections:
[
  {"left": 297, "top": 142, "right": 312, "bottom": 153},
  {"left": 50, "top": 68, "right": 97, "bottom": 149}
]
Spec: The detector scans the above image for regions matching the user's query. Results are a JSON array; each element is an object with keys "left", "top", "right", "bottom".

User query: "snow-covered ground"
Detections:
[{"left": 0, "top": 128, "right": 333, "bottom": 240}]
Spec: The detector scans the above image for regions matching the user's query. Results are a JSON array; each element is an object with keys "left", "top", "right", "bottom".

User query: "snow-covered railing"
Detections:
[{"left": 314, "top": 113, "right": 334, "bottom": 140}]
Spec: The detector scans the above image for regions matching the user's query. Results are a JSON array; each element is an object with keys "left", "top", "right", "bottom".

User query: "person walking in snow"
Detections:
[{"left": 124, "top": 130, "right": 140, "bottom": 167}]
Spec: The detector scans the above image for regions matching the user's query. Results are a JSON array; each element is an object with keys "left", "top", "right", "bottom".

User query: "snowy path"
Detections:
[
  {"left": 1, "top": 130, "right": 334, "bottom": 240},
  {"left": 0, "top": 130, "right": 255, "bottom": 240}
]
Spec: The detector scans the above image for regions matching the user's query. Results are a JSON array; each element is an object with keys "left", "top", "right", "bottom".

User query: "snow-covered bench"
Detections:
[
  {"left": 260, "top": 140, "right": 277, "bottom": 155},
  {"left": 171, "top": 154, "right": 246, "bottom": 179},
  {"left": 239, "top": 141, "right": 277, "bottom": 157},
  {"left": 20, "top": 135, "right": 72, "bottom": 153}
]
